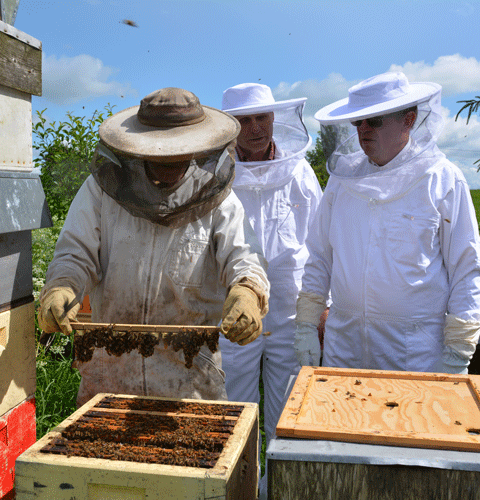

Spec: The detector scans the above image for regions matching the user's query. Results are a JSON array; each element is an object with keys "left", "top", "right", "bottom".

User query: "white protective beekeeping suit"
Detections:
[
  {"left": 219, "top": 83, "right": 323, "bottom": 446},
  {"left": 39, "top": 88, "right": 270, "bottom": 406},
  {"left": 296, "top": 72, "right": 480, "bottom": 374}
]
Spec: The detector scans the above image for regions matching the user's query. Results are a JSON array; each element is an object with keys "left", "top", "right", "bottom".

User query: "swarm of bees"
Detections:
[{"left": 74, "top": 326, "right": 219, "bottom": 368}]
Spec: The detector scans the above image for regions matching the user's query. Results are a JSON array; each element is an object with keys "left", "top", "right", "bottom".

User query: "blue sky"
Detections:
[{"left": 13, "top": 0, "right": 480, "bottom": 186}]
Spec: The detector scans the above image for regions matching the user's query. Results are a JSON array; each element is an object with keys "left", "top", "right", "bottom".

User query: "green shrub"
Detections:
[
  {"left": 33, "top": 107, "right": 113, "bottom": 438},
  {"left": 34, "top": 106, "right": 113, "bottom": 220}
]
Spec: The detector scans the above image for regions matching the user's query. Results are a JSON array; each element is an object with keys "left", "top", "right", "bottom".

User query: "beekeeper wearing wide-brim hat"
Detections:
[
  {"left": 295, "top": 71, "right": 480, "bottom": 375},
  {"left": 219, "top": 82, "right": 324, "bottom": 469},
  {"left": 38, "top": 87, "right": 270, "bottom": 406}
]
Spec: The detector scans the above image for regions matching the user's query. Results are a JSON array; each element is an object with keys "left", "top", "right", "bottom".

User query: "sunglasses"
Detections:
[{"left": 351, "top": 116, "right": 384, "bottom": 128}]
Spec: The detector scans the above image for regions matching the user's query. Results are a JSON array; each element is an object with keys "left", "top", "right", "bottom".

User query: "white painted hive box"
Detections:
[{"left": 16, "top": 393, "right": 259, "bottom": 500}]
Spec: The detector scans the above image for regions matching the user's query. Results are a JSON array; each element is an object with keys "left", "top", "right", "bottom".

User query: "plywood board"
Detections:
[{"left": 276, "top": 366, "right": 480, "bottom": 452}]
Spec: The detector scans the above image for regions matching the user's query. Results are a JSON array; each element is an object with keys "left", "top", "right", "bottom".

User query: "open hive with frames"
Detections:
[{"left": 15, "top": 393, "right": 259, "bottom": 500}]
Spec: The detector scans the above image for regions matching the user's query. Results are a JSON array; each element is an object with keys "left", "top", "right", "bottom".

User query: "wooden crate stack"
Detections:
[{"left": 0, "top": 16, "right": 49, "bottom": 500}]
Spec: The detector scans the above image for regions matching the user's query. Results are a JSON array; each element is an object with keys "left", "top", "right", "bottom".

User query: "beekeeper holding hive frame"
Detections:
[
  {"left": 38, "top": 88, "right": 269, "bottom": 406},
  {"left": 295, "top": 72, "right": 480, "bottom": 374}
]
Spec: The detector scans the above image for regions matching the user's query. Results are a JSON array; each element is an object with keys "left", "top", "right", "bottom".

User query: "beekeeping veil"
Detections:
[
  {"left": 314, "top": 72, "right": 444, "bottom": 184},
  {"left": 221, "top": 83, "right": 311, "bottom": 188},
  {"left": 90, "top": 88, "right": 240, "bottom": 228}
]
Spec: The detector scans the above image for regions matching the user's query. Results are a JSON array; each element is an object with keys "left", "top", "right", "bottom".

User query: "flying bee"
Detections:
[{"left": 121, "top": 19, "right": 139, "bottom": 27}]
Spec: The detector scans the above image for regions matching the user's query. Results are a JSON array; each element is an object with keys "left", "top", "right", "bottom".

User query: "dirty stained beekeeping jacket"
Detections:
[
  {"left": 43, "top": 165, "right": 269, "bottom": 406},
  {"left": 302, "top": 138, "right": 480, "bottom": 372}
]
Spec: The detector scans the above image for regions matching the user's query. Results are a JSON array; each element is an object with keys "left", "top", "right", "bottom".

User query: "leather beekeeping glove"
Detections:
[
  {"left": 295, "top": 322, "right": 321, "bottom": 366},
  {"left": 38, "top": 287, "right": 81, "bottom": 335},
  {"left": 220, "top": 283, "right": 263, "bottom": 346}
]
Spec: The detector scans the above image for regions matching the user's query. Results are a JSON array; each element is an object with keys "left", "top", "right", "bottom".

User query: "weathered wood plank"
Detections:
[
  {"left": 0, "top": 29, "right": 41, "bottom": 95},
  {"left": 268, "top": 460, "right": 480, "bottom": 500}
]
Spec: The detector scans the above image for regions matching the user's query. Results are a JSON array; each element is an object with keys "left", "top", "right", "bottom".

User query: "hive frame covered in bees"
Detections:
[{"left": 15, "top": 393, "right": 259, "bottom": 500}]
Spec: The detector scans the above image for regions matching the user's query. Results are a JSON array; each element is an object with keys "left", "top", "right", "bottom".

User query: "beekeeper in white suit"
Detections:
[
  {"left": 38, "top": 87, "right": 270, "bottom": 406},
  {"left": 295, "top": 71, "right": 480, "bottom": 374},
  {"left": 219, "top": 83, "right": 323, "bottom": 450}
]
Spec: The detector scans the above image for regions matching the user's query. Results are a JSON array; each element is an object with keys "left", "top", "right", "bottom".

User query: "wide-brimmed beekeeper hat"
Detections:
[
  {"left": 222, "top": 82, "right": 306, "bottom": 115},
  {"left": 99, "top": 87, "right": 240, "bottom": 162},
  {"left": 314, "top": 72, "right": 441, "bottom": 124}
]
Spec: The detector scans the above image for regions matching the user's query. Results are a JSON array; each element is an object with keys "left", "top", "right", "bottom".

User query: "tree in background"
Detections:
[
  {"left": 33, "top": 106, "right": 114, "bottom": 219},
  {"left": 306, "top": 132, "right": 329, "bottom": 189},
  {"left": 306, "top": 124, "right": 353, "bottom": 189},
  {"left": 455, "top": 96, "right": 480, "bottom": 168}
]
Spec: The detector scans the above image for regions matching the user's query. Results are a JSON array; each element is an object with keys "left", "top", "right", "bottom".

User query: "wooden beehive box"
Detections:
[
  {"left": 15, "top": 393, "right": 259, "bottom": 500},
  {"left": 267, "top": 367, "right": 480, "bottom": 499}
]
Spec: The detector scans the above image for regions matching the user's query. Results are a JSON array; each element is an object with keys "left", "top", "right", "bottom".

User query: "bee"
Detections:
[{"left": 121, "top": 19, "right": 139, "bottom": 28}]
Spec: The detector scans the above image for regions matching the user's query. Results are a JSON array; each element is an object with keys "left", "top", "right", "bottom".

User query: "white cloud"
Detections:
[
  {"left": 389, "top": 54, "right": 480, "bottom": 97},
  {"left": 273, "top": 73, "right": 360, "bottom": 139},
  {"left": 273, "top": 73, "right": 359, "bottom": 120},
  {"left": 438, "top": 109, "right": 480, "bottom": 188},
  {"left": 42, "top": 53, "right": 135, "bottom": 105}
]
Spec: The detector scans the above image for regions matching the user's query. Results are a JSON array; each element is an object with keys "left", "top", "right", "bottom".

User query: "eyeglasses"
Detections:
[{"left": 351, "top": 116, "right": 384, "bottom": 128}]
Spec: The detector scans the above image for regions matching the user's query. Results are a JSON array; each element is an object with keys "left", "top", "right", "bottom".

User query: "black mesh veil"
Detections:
[{"left": 89, "top": 142, "right": 236, "bottom": 228}]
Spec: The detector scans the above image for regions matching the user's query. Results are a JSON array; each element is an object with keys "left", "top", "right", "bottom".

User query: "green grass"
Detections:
[
  {"left": 35, "top": 333, "right": 80, "bottom": 439},
  {"left": 470, "top": 190, "right": 480, "bottom": 230}
]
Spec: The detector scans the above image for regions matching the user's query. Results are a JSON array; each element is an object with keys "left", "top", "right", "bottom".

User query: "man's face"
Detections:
[
  {"left": 235, "top": 112, "right": 274, "bottom": 161},
  {"left": 145, "top": 160, "right": 190, "bottom": 187},
  {"left": 353, "top": 111, "right": 414, "bottom": 166}
]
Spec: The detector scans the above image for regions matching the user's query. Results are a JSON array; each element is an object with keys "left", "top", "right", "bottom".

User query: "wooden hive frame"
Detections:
[{"left": 15, "top": 393, "right": 259, "bottom": 500}]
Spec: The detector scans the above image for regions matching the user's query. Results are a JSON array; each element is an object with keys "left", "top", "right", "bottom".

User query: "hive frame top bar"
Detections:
[{"left": 70, "top": 321, "right": 220, "bottom": 333}]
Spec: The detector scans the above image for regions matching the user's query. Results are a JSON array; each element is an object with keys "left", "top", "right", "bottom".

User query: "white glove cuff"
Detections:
[
  {"left": 296, "top": 291, "right": 327, "bottom": 326},
  {"left": 444, "top": 313, "right": 480, "bottom": 359}
]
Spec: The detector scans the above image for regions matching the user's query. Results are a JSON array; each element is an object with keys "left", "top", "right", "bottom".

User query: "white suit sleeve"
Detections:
[
  {"left": 42, "top": 175, "right": 103, "bottom": 298},
  {"left": 212, "top": 192, "right": 270, "bottom": 316}
]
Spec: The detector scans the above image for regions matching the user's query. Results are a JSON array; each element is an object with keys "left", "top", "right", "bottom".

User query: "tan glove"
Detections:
[
  {"left": 220, "top": 283, "right": 263, "bottom": 346},
  {"left": 38, "top": 287, "right": 81, "bottom": 335}
]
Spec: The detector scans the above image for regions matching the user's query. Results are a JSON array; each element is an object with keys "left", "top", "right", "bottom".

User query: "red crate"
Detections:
[{"left": 1, "top": 397, "right": 36, "bottom": 499}]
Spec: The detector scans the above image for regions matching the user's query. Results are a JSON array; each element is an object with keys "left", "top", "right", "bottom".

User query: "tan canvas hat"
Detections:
[{"left": 99, "top": 87, "right": 240, "bottom": 161}]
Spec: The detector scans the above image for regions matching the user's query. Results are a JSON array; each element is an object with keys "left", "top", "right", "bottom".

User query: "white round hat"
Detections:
[
  {"left": 314, "top": 72, "right": 441, "bottom": 124},
  {"left": 222, "top": 82, "right": 306, "bottom": 116}
]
